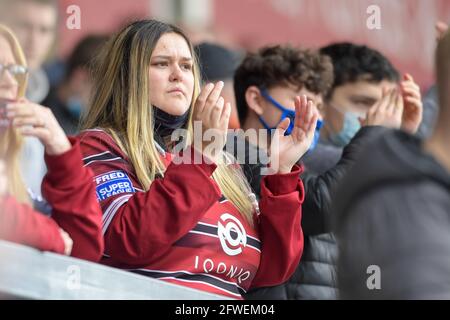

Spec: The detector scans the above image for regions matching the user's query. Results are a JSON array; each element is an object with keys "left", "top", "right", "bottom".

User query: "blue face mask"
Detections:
[
  {"left": 259, "top": 89, "right": 323, "bottom": 151},
  {"left": 309, "top": 119, "right": 323, "bottom": 152},
  {"left": 259, "top": 89, "right": 295, "bottom": 136},
  {"left": 327, "top": 111, "right": 361, "bottom": 147}
]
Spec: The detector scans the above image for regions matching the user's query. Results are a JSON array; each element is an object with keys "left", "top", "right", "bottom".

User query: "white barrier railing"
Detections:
[{"left": 0, "top": 240, "right": 231, "bottom": 300}]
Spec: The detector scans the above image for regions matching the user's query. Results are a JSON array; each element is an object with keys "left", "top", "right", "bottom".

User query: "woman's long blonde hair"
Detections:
[
  {"left": 0, "top": 24, "right": 29, "bottom": 204},
  {"left": 82, "top": 20, "right": 255, "bottom": 226}
]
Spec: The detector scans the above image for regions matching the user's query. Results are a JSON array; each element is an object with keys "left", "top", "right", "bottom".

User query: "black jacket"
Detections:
[
  {"left": 334, "top": 130, "right": 450, "bottom": 299},
  {"left": 230, "top": 126, "right": 387, "bottom": 299},
  {"left": 301, "top": 141, "right": 342, "bottom": 175}
]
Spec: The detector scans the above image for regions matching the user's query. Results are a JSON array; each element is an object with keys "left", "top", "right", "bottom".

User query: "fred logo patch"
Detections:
[{"left": 95, "top": 171, "right": 135, "bottom": 201}]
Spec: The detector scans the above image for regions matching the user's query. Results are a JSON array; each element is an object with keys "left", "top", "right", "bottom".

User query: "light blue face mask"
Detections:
[
  {"left": 259, "top": 88, "right": 323, "bottom": 151},
  {"left": 327, "top": 111, "right": 362, "bottom": 147}
]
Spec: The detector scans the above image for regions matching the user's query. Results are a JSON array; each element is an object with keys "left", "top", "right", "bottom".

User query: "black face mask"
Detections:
[{"left": 153, "top": 106, "right": 190, "bottom": 138}]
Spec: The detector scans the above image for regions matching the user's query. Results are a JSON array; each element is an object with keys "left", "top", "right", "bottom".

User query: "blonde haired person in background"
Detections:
[
  {"left": 0, "top": 25, "right": 103, "bottom": 261},
  {"left": 0, "top": 0, "right": 59, "bottom": 201}
]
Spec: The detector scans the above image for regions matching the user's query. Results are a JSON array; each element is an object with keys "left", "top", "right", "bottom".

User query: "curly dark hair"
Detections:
[
  {"left": 233, "top": 45, "right": 334, "bottom": 123},
  {"left": 320, "top": 42, "right": 400, "bottom": 99}
]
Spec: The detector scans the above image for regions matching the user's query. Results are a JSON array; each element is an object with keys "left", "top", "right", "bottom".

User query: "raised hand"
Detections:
[
  {"left": 400, "top": 73, "right": 423, "bottom": 134},
  {"left": 362, "top": 88, "right": 403, "bottom": 129},
  {"left": 192, "top": 81, "right": 231, "bottom": 163},
  {"left": 6, "top": 98, "right": 71, "bottom": 156},
  {"left": 436, "top": 21, "right": 449, "bottom": 41},
  {"left": 269, "top": 95, "right": 319, "bottom": 174}
]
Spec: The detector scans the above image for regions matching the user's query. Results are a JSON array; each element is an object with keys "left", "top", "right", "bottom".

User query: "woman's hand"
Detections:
[
  {"left": 59, "top": 228, "right": 73, "bottom": 256},
  {"left": 6, "top": 98, "right": 71, "bottom": 156},
  {"left": 192, "top": 82, "right": 231, "bottom": 163},
  {"left": 269, "top": 95, "right": 319, "bottom": 174}
]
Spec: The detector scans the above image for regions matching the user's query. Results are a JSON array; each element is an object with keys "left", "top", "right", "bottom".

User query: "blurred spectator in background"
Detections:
[
  {"left": 195, "top": 42, "right": 242, "bottom": 128},
  {"left": 0, "top": 24, "right": 103, "bottom": 261},
  {"left": 294, "top": 42, "right": 421, "bottom": 300},
  {"left": 318, "top": 43, "right": 399, "bottom": 151},
  {"left": 334, "top": 29, "right": 450, "bottom": 300},
  {"left": 0, "top": 0, "right": 57, "bottom": 103},
  {"left": 308, "top": 43, "right": 422, "bottom": 174},
  {"left": 43, "top": 34, "right": 109, "bottom": 135},
  {"left": 0, "top": 0, "right": 59, "bottom": 198}
]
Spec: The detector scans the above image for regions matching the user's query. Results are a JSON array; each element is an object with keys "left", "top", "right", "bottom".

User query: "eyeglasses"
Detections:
[{"left": 0, "top": 63, "right": 28, "bottom": 77}]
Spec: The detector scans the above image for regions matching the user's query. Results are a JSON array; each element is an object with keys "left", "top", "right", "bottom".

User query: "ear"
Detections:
[{"left": 245, "top": 86, "right": 264, "bottom": 115}]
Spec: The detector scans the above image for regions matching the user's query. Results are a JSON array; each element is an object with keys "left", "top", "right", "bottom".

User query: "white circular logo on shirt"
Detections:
[{"left": 217, "top": 213, "right": 247, "bottom": 256}]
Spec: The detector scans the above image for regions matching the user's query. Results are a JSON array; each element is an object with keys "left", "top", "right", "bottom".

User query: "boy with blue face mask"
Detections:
[
  {"left": 234, "top": 44, "right": 423, "bottom": 301},
  {"left": 234, "top": 46, "right": 332, "bottom": 153}
]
